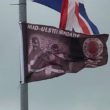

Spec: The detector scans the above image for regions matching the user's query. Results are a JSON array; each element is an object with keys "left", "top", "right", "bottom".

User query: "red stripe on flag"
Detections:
[
  {"left": 59, "top": 0, "right": 68, "bottom": 29},
  {"left": 75, "top": 2, "right": 91, "bottom": 35}
]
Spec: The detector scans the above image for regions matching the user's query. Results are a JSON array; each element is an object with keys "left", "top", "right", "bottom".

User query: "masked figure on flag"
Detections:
[
  {"left": 28, "top": 36, "right": 43, "bottom": 72},
  {"left": 27, "top": 36, "right": 67, "bottom": 82}
]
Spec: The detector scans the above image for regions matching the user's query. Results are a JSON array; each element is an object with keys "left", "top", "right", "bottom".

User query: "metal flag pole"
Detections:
[{"left": 19, "top": 0, "right": 28, "bottom": 110}]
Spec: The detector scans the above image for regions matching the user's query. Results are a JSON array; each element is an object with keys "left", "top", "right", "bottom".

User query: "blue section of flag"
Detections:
[
  {"left": 79, "top": 3, "right": 100, "bottom": 34},
  {"left": 33, "top": 0, "right": 63, "bottom": 12}
]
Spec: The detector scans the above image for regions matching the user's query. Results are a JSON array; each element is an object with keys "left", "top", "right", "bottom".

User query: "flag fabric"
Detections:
[
  {"left": 32, "top": 0, "right": 100, "bottom": 35},
  {"left": 21, "top": 23, "right": 108, "bottom": 83},
  {"left": 33, "top": 0, "right": 63, "bottom": 12}
]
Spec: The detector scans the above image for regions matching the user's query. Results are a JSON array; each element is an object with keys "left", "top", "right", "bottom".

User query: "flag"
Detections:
[
  {"left": 32, "top": 0, "right": 99, "bottom": 35},
  {"left": 21, "top": 23, "right": 108, "bottom": 83},
  {"left": 33, "top": 0, "right": 63, "bottom": 12}
]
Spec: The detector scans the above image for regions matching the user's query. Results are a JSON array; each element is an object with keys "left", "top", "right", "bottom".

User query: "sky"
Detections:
[{"left": 0, "top": 0, "right": 110, "bottom": 110}]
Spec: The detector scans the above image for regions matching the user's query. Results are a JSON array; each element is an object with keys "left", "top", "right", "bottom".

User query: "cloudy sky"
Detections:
[{"left": 0, "top": 0, "right": 110, "bottom": 110}]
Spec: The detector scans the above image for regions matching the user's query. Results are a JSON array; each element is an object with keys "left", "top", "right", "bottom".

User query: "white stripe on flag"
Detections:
[
  {"left": 65, "top": 0, "right": 83, "bottom": 33},
  {"left": 79, "top": 13, "right": 93, "bottom": 34}
]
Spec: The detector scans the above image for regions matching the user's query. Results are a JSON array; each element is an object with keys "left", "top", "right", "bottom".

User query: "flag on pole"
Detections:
[
  {"left": 21, "top": 23, "right": 108, "bottom": 83},
  {"left": 20, "top": 1, "right": 108, "bottom": 83},
  {"left": 32, "top": 0, "right": 100, "bottom": 35}
]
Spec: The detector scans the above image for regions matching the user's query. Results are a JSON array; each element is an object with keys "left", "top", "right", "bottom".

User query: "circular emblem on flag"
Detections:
[{"left": 83, "top": 38, "right": 103, "bottom": 59}]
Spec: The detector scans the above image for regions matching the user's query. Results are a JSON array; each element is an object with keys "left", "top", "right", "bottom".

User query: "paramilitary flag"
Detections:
[
  {"left": 21, "top": 23, "right": 108, "bottom": 83},
  {"left": 32, "top": 0, "right": 100, "bottom": 35}
]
